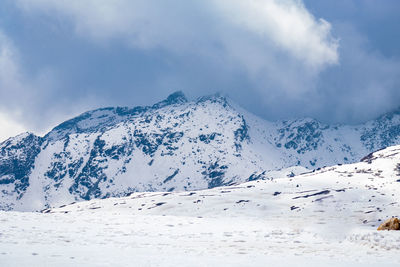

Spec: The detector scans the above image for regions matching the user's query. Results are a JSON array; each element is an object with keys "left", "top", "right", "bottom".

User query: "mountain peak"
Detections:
[
  {"left": 166, "top": 91, "right": 187, "bottom": 103},
  {"left": 196, "top": 93, "right": 229, "bottom": 107},
  {"left": 152, "top": 91, "right": 187, "bottom": 109},
  {"left": 0, "top": 132, "right": 39, "bottom": 147}
]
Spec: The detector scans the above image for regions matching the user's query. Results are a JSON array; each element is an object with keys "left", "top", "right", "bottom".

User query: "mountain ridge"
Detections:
[{"left": 2, "top": 91, "right": 400, "bottom": 211}]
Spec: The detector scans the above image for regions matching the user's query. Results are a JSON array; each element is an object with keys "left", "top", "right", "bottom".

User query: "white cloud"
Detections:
[
  {"left": 16, "top": 0, "right": 338, "bottom": 72},
  {"left": 0, "top": 31, "right": 31, "bottom": 141},
  {"left": 0, "top": 112, "right": 27, "bottom": 143},
  {"left": 212, "top": 0, "right": 338, "bottom": 68},
  {"left": 0, "top": 30, "right": 63, "bottom": 139},
  {"left": 0, "top": 31, "right": 24, "bottom": 101},
  {"left": 0, "top": 31, "right": 33, "bottom": 142},
  {"left": 0, "top": 0, "right": 398, "bottom": 127}
]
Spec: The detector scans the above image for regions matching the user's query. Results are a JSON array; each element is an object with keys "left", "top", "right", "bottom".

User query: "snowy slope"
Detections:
[
  {"left": 48, "top": 144, "right": 400, "bottom": 227},
  {"left": 1, "top": 145, "right": 400, "bottom": 266},
  {"left": 2, "top": 91, "right": 400, "bottom": 211}
]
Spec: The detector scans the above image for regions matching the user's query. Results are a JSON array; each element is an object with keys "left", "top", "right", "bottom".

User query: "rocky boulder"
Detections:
[{"left": 377, "top": 217, "right": 400, "bottom": 231}]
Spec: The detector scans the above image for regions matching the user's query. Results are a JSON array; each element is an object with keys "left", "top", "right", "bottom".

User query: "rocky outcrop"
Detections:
[{"left": 377, "top": 218, "right": 400, "bottom": 231}]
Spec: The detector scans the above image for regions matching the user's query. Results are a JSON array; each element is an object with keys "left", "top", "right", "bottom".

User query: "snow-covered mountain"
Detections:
[
  {"left": 2, "top": 91, "right": 400, "bottom": 211},
  {"left": 2, "top": 144, "right": 400, "bottom": 266}
]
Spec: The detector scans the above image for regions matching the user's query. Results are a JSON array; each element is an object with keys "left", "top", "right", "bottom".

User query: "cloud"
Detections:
[
  {"left": 17, "top": 0, "right": 338, "bottom": 65},
  {"left": 0, "top": 0, "right": 398, "bottom": 135},
  {"left": 0, "top": 31, "right": 23, "bottom": 103},
  {"left": 213, "top": 0, "right": 338, "bottom": 68},
  {"left": 0, "top": 112, "right": 26, "bottom": 142},
  {"left": 0, "top": 31, "right": 28, "bottom": 141},
  {"left": 0, "top": 30, "right": 30, "bottom": 119},
  {"left": 312, "top": 22, "right": 400, "bottom": 123},
  {"left": 16, "top": 0, "right": 338, "bottom": 79},
  {"left": 0, "top": 28, "right": 97, "bottom": 137},
  {"left": 0, "top": 30, "right": 41, "bottom": 132}
]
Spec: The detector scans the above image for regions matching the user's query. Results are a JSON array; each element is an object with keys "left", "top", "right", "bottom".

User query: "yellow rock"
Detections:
[{"left": 377, "top": 217, "right": 400, "bottom": 231}]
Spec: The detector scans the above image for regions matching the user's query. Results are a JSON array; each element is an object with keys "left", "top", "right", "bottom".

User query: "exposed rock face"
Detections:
[
  {"left": 377, "top": 218, "right": 400, "bottom": 231},
  {"left": 0, "top": 133, "right": 42, "bottom": 210}
]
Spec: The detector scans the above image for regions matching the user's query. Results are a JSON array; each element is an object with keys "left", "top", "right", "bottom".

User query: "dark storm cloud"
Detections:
[
  {"left": 302, "top": 0, "right": 400, "bottom": 123},
  {"left": 0, "top": 0, "right": 399, "bottom": 139}
]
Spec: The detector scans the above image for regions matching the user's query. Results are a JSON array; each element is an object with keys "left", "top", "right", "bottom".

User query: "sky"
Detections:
[{"left": 0, "top": 0, "right": 400, "bottom": 142}]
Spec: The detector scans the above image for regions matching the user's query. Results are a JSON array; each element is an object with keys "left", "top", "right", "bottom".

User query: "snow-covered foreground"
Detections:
[
  {"left": 2, "top": 145, "right": 400, "bottom": 266},
  {"left": 1, "top": 212, "right": 399, "bottom": 267}
]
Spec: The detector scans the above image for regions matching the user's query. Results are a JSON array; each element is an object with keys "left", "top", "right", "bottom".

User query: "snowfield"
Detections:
[{"left": 1, "top": 145, "right": 400, "bottom": 266}]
